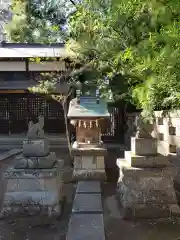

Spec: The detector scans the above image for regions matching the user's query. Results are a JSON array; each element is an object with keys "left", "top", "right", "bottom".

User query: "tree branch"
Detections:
[{"left": 69, "top": 0, "right": 76, "bottom": 6}]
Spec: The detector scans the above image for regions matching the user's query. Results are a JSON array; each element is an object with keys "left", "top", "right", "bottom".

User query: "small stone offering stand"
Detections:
[
  {"left": 1, "top": 116, "right": 64, "bottom": 218},
  {"left": 68, "top": 90, "right": 110, "bottom": 180},
  {"left": 117, "top": 115, "right": 180, "bottom": 219}
]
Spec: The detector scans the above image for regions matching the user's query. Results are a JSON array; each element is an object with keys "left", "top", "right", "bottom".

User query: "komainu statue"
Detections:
[
  {"left": 27, "top": 115, "right": 45, "bottom": 138},
  {"left": 135, "top": 115, "right": 152, "bottom": 138}
]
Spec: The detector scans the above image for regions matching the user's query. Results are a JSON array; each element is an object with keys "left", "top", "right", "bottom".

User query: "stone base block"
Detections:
[
  {"left": 73, "top": 154, "right": 106, "bottom": 181},
  {"left": 74, "top": 155, "right": 105, "bottom": 170},
  {"left": 117, "top": 199, "right": 180, "bottom": 219},
  {"left": 23, "top": 138, "right": 49, "bottom": 157},
  {"left": 0, "top": 191, "right": 62, "bottom": 219},
  {"left": 15, "top": 152, "right": 57, "bottom": 169},
  {"left": 116, "top": 158, "right": 179, "bottom": 219},
  {"left": 1, "top": 160, "right": 64, "bottom": 218},
  {"left": 125, "top": 151, "right": 171, "bottom": 168},
  {"left": 131, "top": 137, "right": 157, "bottom": 155},
  {"left": 5, "top": 160, "right": 64, "bottom": 193},
  {"left": 73, "top": 169, "right": 106, "bottom": 181}
]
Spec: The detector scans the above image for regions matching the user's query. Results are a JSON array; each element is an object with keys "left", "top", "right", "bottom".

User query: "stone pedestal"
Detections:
[
  {"left": 0, "top": 159, "right": 64, "bottom": 218},
  {"left": 23, "top": 138, "right": 49, "bottom": 157},
  {"left": 116, "top": 137, "right": 180, "bottom": 219},
  {"left": 72, "top": 145, "right": 107, "bottom": 181},
  {"left": 0, "top": 137, "right": 65, "bottom": 219}
]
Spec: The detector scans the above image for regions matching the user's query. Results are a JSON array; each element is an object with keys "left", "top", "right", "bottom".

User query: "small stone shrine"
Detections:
[
  {"left": 68, "top": 90, "right": 110, "bottom": 180},
  {"left": 0, "top": 116, "right": 64, "bottom": 219},
  {"left": 116, "top": 115, "right": 180, "bottom": 219}
]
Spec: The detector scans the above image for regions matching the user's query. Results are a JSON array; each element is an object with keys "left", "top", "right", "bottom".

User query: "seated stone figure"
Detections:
[
  {"left": 27, "top": 115, "right": 45, "bottom": 139},
  {"left": 135, "top": 115, "right": 152, "bottom": 138}
]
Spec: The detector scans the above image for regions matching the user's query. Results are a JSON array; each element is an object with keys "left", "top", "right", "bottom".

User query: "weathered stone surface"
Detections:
[
  {"left": 2, "top": 160, "right": 64, "bottom": 218},
  {"left": 125, "top": 151, "right": 171, "bottom": 168},
  {"left": 157, "top": 141, "right": 170, "bottom": 156},
  {"left": 131, "top": 137, "right": 157, "bottom": 155},
  {"left": 117, "top": 180, "right": 177, "bottom": 205},
  {"left": 0, "top": 191, "right": 61, "bottom": 219},
  {"left": 118, "top": 202, "right": 180, "bottom": 219},
  {"left": 116, "top": 158, "right": 179, "bottom": 218},
  {"left": 72, "top": 193, "right": 102, "bottom": 213},
  {"left": 15, "top": 152, "right": 56, "bottom": 169},
  {"left": 71, "top": 148, "right": 107, "bottom": 156},
  {"left": 0, "top": 149, "right": 22, "bottom": 162},
  {"left": 116, "top": 158, "right": 173, "bottom": 178},
  {"left": 76, "top": 181, "right": 101, "bottom": 194},
  {"left": 96, "top": 156, "right": 105, "bottom": 169},
  {"left": 66, "top": 214, "right": 105, "bottom": 240},
  {"left": 23, "top": 138, "right": 49, "bottom": 157},
  {"left": 73, "top": 169, "right": 106, "bottom": 181}
]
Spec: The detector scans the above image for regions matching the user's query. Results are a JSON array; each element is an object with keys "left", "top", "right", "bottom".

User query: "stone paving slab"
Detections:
[
  {"left": 76, "top": 181, "right": 101, "bottom": 194},
  {"left": 72, "top": 193, "right": 102, "bottom": 213},
  {"left": 66, "top": 214, "right": 105, "bottom": 240}
]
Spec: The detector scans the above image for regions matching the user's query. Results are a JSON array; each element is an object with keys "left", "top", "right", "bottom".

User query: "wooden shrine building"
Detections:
[
  {"left": 0, "top": 42, "right": 70, "bottom": 135},
  {"left": 0, "top": 42, "right": 124, "bottom": 143}
]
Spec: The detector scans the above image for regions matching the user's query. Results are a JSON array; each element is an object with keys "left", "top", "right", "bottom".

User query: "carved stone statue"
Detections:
[
  {"left": 27, "top": 115, "right": 45, "bottom": 139},
  {"left": 135, "top": 115, "right": 152, "bottom": 138}
]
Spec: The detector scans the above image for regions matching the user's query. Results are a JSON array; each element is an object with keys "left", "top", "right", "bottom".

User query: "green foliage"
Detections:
[
  {"left": 5, "top": 0, "right": 75, "bottom": 43},
  {"left": 69, "top": 0, "right": 180, "bottom": 117}
]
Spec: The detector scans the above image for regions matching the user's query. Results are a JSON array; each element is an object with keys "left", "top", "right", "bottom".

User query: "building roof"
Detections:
[
  {"left": 0, "top": 42, "right": 73, "bottom": 58},
  {"left": 0, "top": 80, "right": 38, "bottom": 90},
  {"left": 68, "top": 96, "right": 110, "bottom": 119},
  {"left": 0, "top": 80, "right": 69, "bottom": 93}
]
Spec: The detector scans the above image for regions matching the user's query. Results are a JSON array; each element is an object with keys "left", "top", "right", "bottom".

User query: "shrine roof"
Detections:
[
  {"left": 0, "top": 43, "right": 73, "bottom": 58},
  {"left": 67, "top": 96, "right": 110, "bottom": 119}
]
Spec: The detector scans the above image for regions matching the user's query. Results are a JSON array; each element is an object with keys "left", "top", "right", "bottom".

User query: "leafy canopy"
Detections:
[{"left": 68, "top": 0, "right": 180, "bottom": 116}]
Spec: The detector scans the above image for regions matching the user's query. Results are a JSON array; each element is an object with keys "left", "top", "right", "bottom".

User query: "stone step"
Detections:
[
  {"left": 72, "top": 193, "right": 102, "bottom": 214},
  {"left": 76, "top": 181, "right": 101, "bottom": 194},
  {"left": 66, "top": 214, "right": 105, "bottom": 240}
]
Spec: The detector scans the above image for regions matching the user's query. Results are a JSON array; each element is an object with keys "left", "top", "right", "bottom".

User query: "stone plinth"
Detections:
[
  {"left": 72, "top": 146, "right": 107, "bottom": 181},
  {"left": 116, "top": 135, "right": 180, "bottom": 219},
  {"left": 116, "top": 159, "right": 179, "bottom": 219},
  {"left": 23, "top": 138, "right": 49, "bottom": 157},
  {"left": 0, "top": 159, "right": 64, "bottom": 218},
  {"left": 131, "top": 137, "right": 157, "bottom": 155},
  {"left": 15, "top": 152, "right": 57, "bottom": 169},
  {"left": 125, "top": 151, "right": 171, "bottom": 168}
]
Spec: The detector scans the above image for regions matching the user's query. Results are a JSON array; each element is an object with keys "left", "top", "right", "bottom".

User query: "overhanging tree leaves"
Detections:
[{"left": 68, "top": 0, "right": 180, "bottom": 117}]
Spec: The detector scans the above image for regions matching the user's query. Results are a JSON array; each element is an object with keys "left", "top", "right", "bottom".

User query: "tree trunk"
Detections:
[{"left": 62, "top": 97, "right": 73, "bottom": 160}]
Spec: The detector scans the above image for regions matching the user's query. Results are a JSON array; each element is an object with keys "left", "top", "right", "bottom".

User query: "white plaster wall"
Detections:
[{"left": 0, "top": 61, "right": 26, "bottom": 71}]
